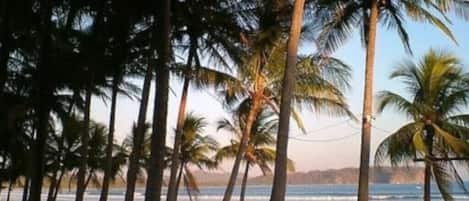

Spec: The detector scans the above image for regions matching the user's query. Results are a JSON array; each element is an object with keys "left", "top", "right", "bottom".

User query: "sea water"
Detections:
[{"left": 2, "top": 184, "right": 469, "bottom": 201}]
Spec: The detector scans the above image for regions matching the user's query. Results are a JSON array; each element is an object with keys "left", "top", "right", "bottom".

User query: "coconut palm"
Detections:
[
  {"left": 216, "top": 109, "right": 295, "bottom": 201},
  {"left": 166, "top": 1, "right": 245, "bottom": 198},
  {"left": 171, "top": 113, "right": 218, "bottom": 201},
  {"left": 315, "top": 1, "right": 469, "bottom": 200},
  {"left": 270, "top": 0, "right": 306, "bottom": 200},
  {"left": 375, "top": 49, "right": 469, "bottom": 201},
  {"left": 221, "top": 35, "right": 354, "bottom": 201},
  {"left": 144, "top": 1, "right": 172, "bottom": 201}
]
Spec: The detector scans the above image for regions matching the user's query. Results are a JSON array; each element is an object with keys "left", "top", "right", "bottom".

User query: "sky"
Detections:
[{"left": 89, "top": 15, "right": 469, "bottom": 175}]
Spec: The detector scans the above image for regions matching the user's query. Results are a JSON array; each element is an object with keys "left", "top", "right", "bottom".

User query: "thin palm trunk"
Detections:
[
  {"left": 183, "top": 172, "right": 194, "bottom": 201},
  {"left": 357, "top": 1, "right": 379, "bottom": 201},
  {"left": 6, "top": 180, "right": 13, "bottom": 201},
  {"left": 124, "top": 61, "right": 153, "bottom": 201},
  {"left": 223, "top": 97, "right": 261, "bottom": 201},
  {"left": 47, "top": 173, "right": 58, "bottom": 201},
  {"left": 424, "top": 125, "right": 434, "bottom": 201},
  {"left": 240, "top": 161, "right": 250, "bottom": 201},
  {"left": 175, "top": 163, "right": 185, "bottom": 195},
  {"left": 84, "top": 171, "right": 93, "bottom": 189},
  {"left": 99, "top": 73, "right": 119, "bottom": 201},
  {"left": 166, "top": 42, "right": 196, "bottom": 201},
  {"left": 270, "top": 1, "right": 305, "bottom": 201},
  {"left": 144, "top": 0, "right": 171, "bottom": 200},
  {"left": 22, "top": 176, "right": 30, "bottom": 201},
  {"left": 75, "top": 83, "right": 92, "bottom": 201},
  {"left": 52, "top": 169, "right": 66, "bottom": 201},
  {"left": 29, "top": 0, "right": 52, "bottom": 200}
]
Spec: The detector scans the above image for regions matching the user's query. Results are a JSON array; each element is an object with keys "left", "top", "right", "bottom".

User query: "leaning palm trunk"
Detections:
[
  {"left": 29, "top": 0, "right": 52, "bottom": 200},
  {"left": 270, "top": 0, "right": 305, "bottom": 201},
  {"left": 99, "top": 73, "right": 119, "bottom": 201},
  {"left": 240, "top": 162, "right": 250, "bottom": 201},
  {"left": 223, "top": 97, "right": 261, "bottom": 201},
  {"left": 75, "top": 82, "right": 93, "bottom": 201},
  {"left": 166, "top": 43, "right": 196, "bottom": 201},
  {"left": 6, "top": 180, "right": 13, "bottom": 201},
  {"left": 22, "top": 176, "right": 30, "bottom": 201},
  {"left": 52, "top": 169, "right": 66, "bottom": 201},
  {"left": 124, "top": 61, "right": 153, "bottom": 201},
  {"left": 175, "top": 163, "right": 185, "bottom": 195},
  {"left": 144, "top": 0, "right": 171, "bottom": 200},
  {"left": 47, "top": 173, "right": 58, "bottom": 201},
  {"left": 357, "top": 1, "right": 379, "bottom": 201}
]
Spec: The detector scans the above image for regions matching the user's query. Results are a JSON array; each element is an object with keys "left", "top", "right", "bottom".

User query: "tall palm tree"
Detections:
[
  {"left": 374, "top": 49, "right": 469, "bottom": 201},
  {"left": 216, "top": 110, "right": 295, "bottom": 201},
  {"left": 221, "top": 37, "right": 353, "bottom": 201},
  {"left": 144, "top": 0, "right": 172, "bottom": 200},
  {"left": 166, "top": 1, "right": 244, "bottom": 199},
  {"left": 29, "top": 0, "right": 53, "bottom": 200},
  {"left": 270, "top": 1, "right": 305, "bottom": 200},
  {"left": 315, "top": 1, "right": 469, "bottom": 200},
  {"left": 171, "top": 113, "right": 218, "bottom": 200}
]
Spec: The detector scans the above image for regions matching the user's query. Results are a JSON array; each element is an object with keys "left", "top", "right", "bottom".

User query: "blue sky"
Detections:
[{"left": 90, "top": 16, "right": 469, "bottom": 174}]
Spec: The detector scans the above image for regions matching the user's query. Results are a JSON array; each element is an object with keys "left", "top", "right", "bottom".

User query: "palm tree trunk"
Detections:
[
  {"left": 270, "top": 1, "right": 305, "bottom": 201},
  {"left": 0, "top": 0, "right": 11, "bottom": 92},
  {"left": 144, "top": 0, "right": 171, "bottom": 200},
  {"left": 99, "top": 73, "right": 119, "bottom": 201},
  {"left": 52, "top": 169, "right": 66, "bottom": 201},
  {"left": 124, "top": 61, "right": 153, "bottom": 201},
  {"left": 240, "top": 162, "right": 250, "bottom": 201},
  {"left": 166, "top": 41, "right": 196, "bottom": 201},
  {"left": 75, "top": 82, "right": 92, "bottom": 201},
  {"left": 84, "top": 171, "right": 93, "bottom": 189},
  {"left": 183, "top": 172, "right": 194, "bottom": 201},
  {"left": 424, "top": 124, "right": 434, "bottom": 201},
  {"left": 29, "top": 0, "right": 53, "bottom": 200},
  {"left": 357, "top": 1, "right": 379, "bottom": 201},
  {"left": 175, "top": 163, "right": 184, "bottom": 195},
  {"left": 223, "top": 97, "right": 261, "bottom": 201},
  {"left": 6, "top": 180, "right": 13, "bottom": 201},
  {"left": 22, "top": 176, "right": 30, "bottom": 201},
  {"left": 47, "top": 174, "right": 58, "bottom": 201}
]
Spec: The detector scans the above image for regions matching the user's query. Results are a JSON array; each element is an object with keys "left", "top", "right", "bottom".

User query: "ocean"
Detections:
[{"left": 2, "top": 184, "right": 469, "bottom": 201}]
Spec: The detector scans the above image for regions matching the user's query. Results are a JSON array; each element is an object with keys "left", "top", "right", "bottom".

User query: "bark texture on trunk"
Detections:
[
  {"left": 124, "top": 61, "right": 153, "bottom": 201},
  {"left": 75, "top": 84, "right": 92, "bottom": 201},
  {"left": 269, "top": 1, "right": 305, "bottom": 201},
  {"left": 357, "top": 1, "right": 379, "bottom": 201},
  {"left": 166, "top": 43, "right": 196, "bottom": 201},
  {"left": 99, "top": 74, "right": 119, "bottom": 201},
  {"left": 240, "top": 162, "right": 250, "bottom": 201},
  {"left": 144, "top": 0, "right": 171, "bottom": 200}
]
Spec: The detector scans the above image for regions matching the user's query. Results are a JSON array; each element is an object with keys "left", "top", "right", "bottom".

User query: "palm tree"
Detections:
[
  {"left": 315, "top": 1, "right": 469, "bottom": 200},
  {"left": 144, "top": 1, "right": 172, "bottom": 200},
  {"left": 166, "top": 1, "right": 244, "bottom": 199},
  {"left": 270, "top": 1, "right": 305, "bottom": 200},
  {"left": 216, "top": 109, "right": 295, "bottom": 201},
  {"left": 221, "top": 36, "right": 353, "bottom": 201},
  {"left": 171, "top": 113, "right": 218, "bottom": 200},
  {"left": 375, "top": 49, "right": 469, "bottom": 201}
]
